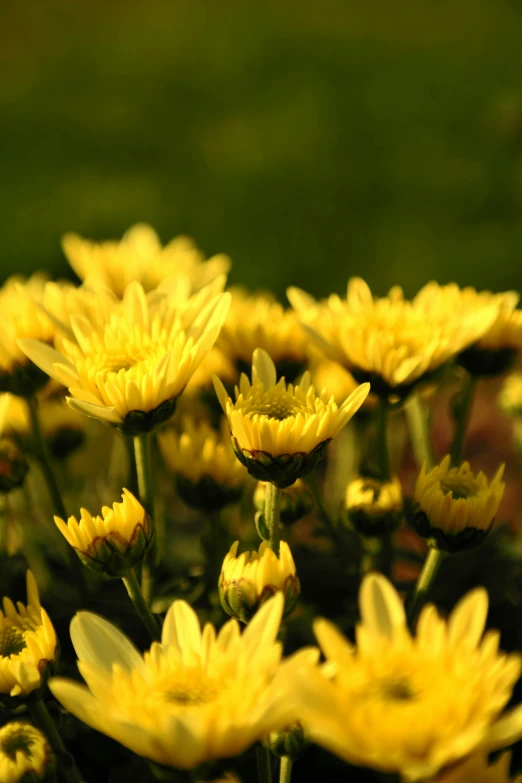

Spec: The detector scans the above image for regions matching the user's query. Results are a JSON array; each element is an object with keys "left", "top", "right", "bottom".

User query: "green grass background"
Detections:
[{"left": 2, "top": 0, "right": 522, "bottom": 299}]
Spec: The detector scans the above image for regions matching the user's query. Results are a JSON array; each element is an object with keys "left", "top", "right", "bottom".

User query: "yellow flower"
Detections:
[
  {"left": 285, "top": 572, "right": 522, "bottom": 781},
  {"left": 253, "top": 479, "right": 314, "bottom": 525},
  {"left": 499, "top": 371, "right": 522, "bottom": 417},
  {"left": 19, "top": 281, "right": 231, "bottom": 434},
  {"left": 158, "top": 417, "right": 246, "bottom": 509},
  {"left": 0, "top": 571, "right": 57, "bottom": 700},
  {"left": 219, "top": 541, "right": 300, "bottom": 623},
  {"left": 288, "top": 278, "right": 497, "bottom": 398},
  {"left": 213, "top": 348, "right": 370, "bottom": 487},
  {"left": 217, "top": 289, "right": 308, "bottom": 380},
  {"left": 310, "top": 355, "right": 376, "bottom": 410},
  {"left": 54, "top": 489, "right": 152, "bottom": 577},
  {"left": 411, "top": 455, "right": 505, "bottom": 551},
  {"left": 343, "top": 476, "right": 403, "bottom": 536},
  {"left": 62, "top": 223, "right": 231, "bottom": 297},
  {"left": 0, "top": 722, "right": 53, "bottom": 783},
  {"left": 183, "top": 346, "right": 237, "bottom": 396},
  {"left": 50, "top": 595, "right": 316, "bottom": 769},
  {"left": 435, "top": 752, "right": 521, "bottom": 783},
  {"left": 0, "top": 275, "right": 55, "bottom": 397}
]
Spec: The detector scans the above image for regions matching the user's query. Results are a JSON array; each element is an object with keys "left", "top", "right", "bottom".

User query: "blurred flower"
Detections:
[
  {"left": 158, "top": 417, "right": 246, "bottom": 510},
  {"left": 263, "top": 722, "right": 307, "bottom": 761},
  {"left": 310, "top": 354, "right": 376, "bottom": 410},
  {"left": 54, "top": 489, "right": 153, "bottom": 578},
  {"left": 217, "top": 289, "right": 308, "bottom": 380},
  {"left": 0, "top": 571, "right": 57, "bottom": 701},
  {"left": 499, "top": 372, "right": 522, "bottom": 417},
  {"left": 254, "top": 479, "right": 314, "bottom": 525},
  {"left": 0, "top": 438, "right": 29, "bottom": 493},
  {"left": 288, "top": 278, "right": 497, "bottom": 398},
  {"left": 411, "top": 455, "right": 505, "bottom": 551},
  {"left": 213, "top": 348, "right": 369, "bottom": 488},
  {"left": 183, "top": 346, "right": 237, "bottom": 396},
  {"left": 19, "top": 281, "right": 230, "bottom": 434},
  {"left": 62, "top": 223, "right": 230, "bottom": 297},
  {"left": 435, "top": 752, "right": 521, "bottom": 783},
  {"left": 0, "top": 275, "right": 55, "bottom": 397},
  {"left": 0, "top": 722, "right": 54, "bottom": 783},
  {"left": 219, "top": 540, "right": 300, "bottom": 622},
  {"left": 50, "top": 595, "right": 316, "bottom": 769},
  {"left": 285, "top": 572, "right": 522, "bottom": 781},
  {"left": 343, "top": 476, "right": 403, "bottom": 536}
]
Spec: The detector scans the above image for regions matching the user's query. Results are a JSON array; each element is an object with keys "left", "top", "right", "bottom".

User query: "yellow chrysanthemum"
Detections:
[
  {"left": 435, "top": 752, "right": 521, "bottom": 783},
  {"left": 0, "top": 275, "right": 56, "bottom": 397},
  {"left": 158, "top": 417, "right": 246, "bottom": 509},
  {"left": 213, "top": 348, "right": 370, "bottom": 487},
  {"left": 499, "top": 372, "right": 522, "bottom": 417},
  {"left": 411, "top": 455, "right": 505, "bottom": 551},
  {"left": 0, "top": 722, "right": 53, "bottom": 783},
  {"left": 18, "top": 281, "right": 230, "bottom": 434},
  {"left": 217, "top": 289, "right": 308, "bottom": 380},
  {"left": 286, "top": 572, "right": 522, "bottom": 781},
  {"left": 54, "top": 489, "right": 152, "bottom": 577},
  {"left": 220, "top": 541, "right": 300, "bottom": 622},
  {"left": 50, "top": 595, "right": 317, "bottom": 769},
  {"left": 310, "top": 355, "right": 376, "bottom": 409},
  {"left": 344, "top": 476, "right": 403, "bottom": 536},
  {"left": 288, "top": 278, "right": 498, "bottom": 398},
  {"left": 0, "top": 571, "right": 57, "bottom": 699},
  {"left": 62, "top": 223, "right": 231, "bottom": 297}
]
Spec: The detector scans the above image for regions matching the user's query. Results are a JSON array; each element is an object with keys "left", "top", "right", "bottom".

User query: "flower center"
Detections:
[
  {"left": 247, "top": 389, "right": 308, "bottom": 421},
  {"left": 0, "top": 626, "right": 26, "bottom": 657},
  {"left": 379, "top": 676, "right": 416, "bottom": 702},
  {"left": 157, "top": 669, "right": 223, "bottom": 708},
  {"left": 1, "top": 727, "right": 35, "bottom": 761},
  {"left": 440, "top": 476, "right": 478, "bottom": 500}
]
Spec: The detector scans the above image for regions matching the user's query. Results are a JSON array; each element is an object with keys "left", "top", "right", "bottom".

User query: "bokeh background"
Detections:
[{"left": 2, "top": 0, "right": 522, "bottom": 298}]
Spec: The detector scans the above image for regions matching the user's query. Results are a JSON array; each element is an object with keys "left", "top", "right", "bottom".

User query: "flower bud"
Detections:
[
  {"left": 253, "top": 480, "right": 314, "bottom": 525},
  {"left": 0, "top": 438, "right": 29, "bottom": 493},
  {"left": 219, "top": 541, "right": 300, "bottom": 623},
  {"left": 342, "top": 476, "right": 403, "bottom": 536},
  {"left": 0, "top": 722, "right": 55, "bottom": 782},
  {"left": 263, "top": 723, "right": 308, "bottom": 760}
]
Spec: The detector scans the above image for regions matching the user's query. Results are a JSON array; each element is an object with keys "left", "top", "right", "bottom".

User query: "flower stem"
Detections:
[
  {"left": 279, "top": 756, "right": 293, "bottom": 783},
  {"left": 122, "top": 568, "right": 161, "bottom": 641},
  {"left": 29, "top": 699, "right": 85, "bottom": 783},
  {"left": 265, "top": 482, "right": 282, "bottom": 556},
  {"left": 407, "top": 548, "right": 446, "bottom": 626},
  {"left": 406, "top": 392, "right": 434, "bottom": 471},
  {"left": 450, "top": 374, "right": 476, "bottom": 466},
  {"left": 28, "top": 396, "right": 67, "bottom": 520},
  {"left": 376, "top": 398, "right": 390, "bottom": 480},
  {"left": 133, "top": 433, "right": 156, "bottom": 603},
  {"left": 256, "top": 744, "right": 273, "bottom": 783}
]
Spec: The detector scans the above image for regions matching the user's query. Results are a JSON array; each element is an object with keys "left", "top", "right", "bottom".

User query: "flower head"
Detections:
[
  {"left": 285, "top": 573, "right": 522, "bottom": 781},
  {"left": 411, "top": 455, "right": 505, "bottom": 551},
  {"left": 50, "top": 595, "right": 315, "bottom": 769},
  {"left": 19, "top": 281, "right": 231, "bottom": 434},
  {"left": 54, "top": 489, "right": 152, "bottom": 577},
  {"left": 219, "top": 541, "right": 300, "bottom": 623},
  {"left": 0, "top": 722, "right": 54, "bottom": 783},
  {"left": 0, "top": 571, "right": 57, "bottom": 702},
  {"left": 343, "top": 476, "right": 403, "bottom": 536},
  {"left": 62, "top": 223, "right": 230, "bottom": 297},
  {"left": 288, "top": 278, "right": 497, "bottom": 398},
  {"left": 158, "top": 417, "right": 246, "bottom": 510},
  {"left": 213, "top": 348, "right": 369, "bottom": 488}
]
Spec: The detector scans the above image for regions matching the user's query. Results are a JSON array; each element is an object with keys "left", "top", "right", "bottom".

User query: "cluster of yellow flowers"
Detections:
[{"left": 1, "top": 222, "right": 522, "bottom": 783}]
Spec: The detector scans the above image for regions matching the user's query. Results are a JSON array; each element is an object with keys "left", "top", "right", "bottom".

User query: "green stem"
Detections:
[
  {"left": 122, "top": 568, "right": 161, "bottom": 641},
  {"left": 28, "top": 396, "right": 67, "bottom": 520},
  {"left": 29, "top": 700, "right": 85, "bottom": 783},
  {"left": 407, "top": 548, "right": 446, "bottom": 626},
  {"left": 0, "top": 494, "right": 7, "bottom": 554},
  {"left": 265, "top": 483, "right": 282, "bottom": 556},
  {"left": 256, "top": 744, "right": 273, "bottom": 783},
  {"left": 376, "top": 399, "right": 391, "bottom": 480},
  {"left": 450, "top": 374, "right": 476, "bottom": 466},
  {"left": 305, "top": 474, "right": 350, "bottom": 561},
  {"left": 133, "top": 433, "right": 156, "bottom": 603},
  {"left": 406, "top": 392, "right": 434, "bottom": 471},
  {"left": 279, "top": 756, "right": 293, "bottom": 783}
]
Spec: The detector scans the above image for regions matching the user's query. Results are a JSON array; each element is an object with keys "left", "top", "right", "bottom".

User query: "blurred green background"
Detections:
[{"left": 2, "top": 0, "right": 522, "bottom": 298}]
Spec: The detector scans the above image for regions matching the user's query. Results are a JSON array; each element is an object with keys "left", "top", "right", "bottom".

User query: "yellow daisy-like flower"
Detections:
[
  {"left": 62, "top": 223, "right": 231, "bottom": 297},
  {"left": 0, "top": 275, "right": 56, "bottom": 397},
  {"left": 411, "top": 455, "right": 505, "bottom": 552},
  {"left": 0, "top": 571, "right": 57, "bottom": 700},
  {"left": 288, "top": 278, "right": 498, "bottom": 398},
  {"left": 343, "top": 475, "right": 403, "bottom": 536},
  {"left": 158, "top": 417, "right": 246, "bottom": 510},
  {"left": 217, "top": 289, "right": 308, "bottom": 381},
  {"left": 213, "top": 348, "right": 370, "bottom": 488},
  {"left": 435, "top": 752, "right": 521, "bottom": 783},
  {"left": 286, "top": 572, "right": 522, "bottom": 782},
  {"left": 54, "top": 489, "right": 152, "bottom": 578},
  {"left": 50, "top": 595, "right": 317, "bottom": 769},
  {"left": 18, "top": 281, "right": 231, "bottom": 434},
  {"left": 0, "top": 722, "right": 53, "bottom": 783},
  {"left": 219, "top": 541, "right": 300, "bottom": 623}
]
